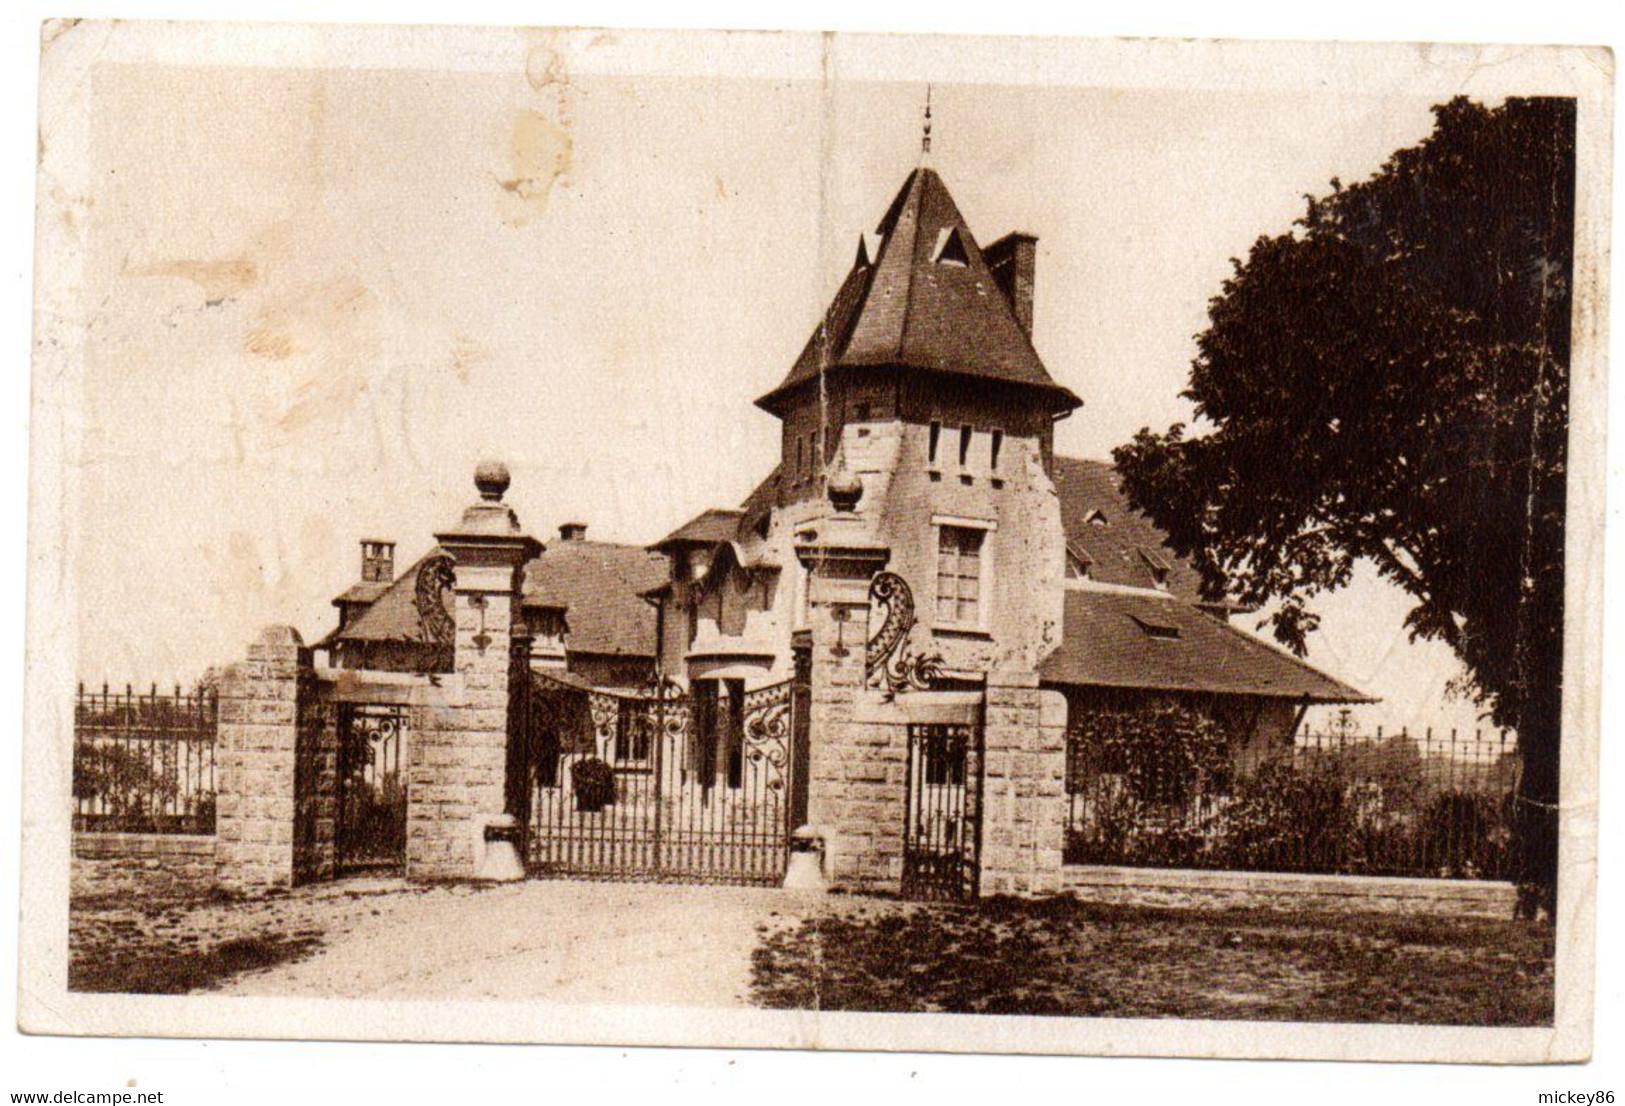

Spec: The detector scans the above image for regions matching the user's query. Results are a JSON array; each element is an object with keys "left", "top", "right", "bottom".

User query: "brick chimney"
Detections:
[
  {"left": 360, "top": 540, "right": 395, "bottom": 583},
  {"left": 558, "top": 522, "right": 587, "bottom": 542},
  {"left": 984, "top": 232, "right": 1037, "bottom": 339}
]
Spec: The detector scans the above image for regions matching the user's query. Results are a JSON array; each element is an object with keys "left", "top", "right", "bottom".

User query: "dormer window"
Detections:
[
  {"left": 1130, "top": 614, "right": 1181, "bottom": 641},
  {"left": 932, "top": 226, "right": 971, "bottom": 267},
  {"left": 1085, "top": 509, "right": 1109, "bottom": 528},
  {"left": 1138, "top": 547, "right": 1172, "bottom": 588},
  {"left": 1065, "top": 546, "right": 1092, "bottom": 580}
]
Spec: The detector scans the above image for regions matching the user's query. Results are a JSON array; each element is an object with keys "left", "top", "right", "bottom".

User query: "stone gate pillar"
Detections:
[
  {"left": 216, "top": 625, "right": 316, "bottom": 890},
  {"left": 978, "top": 674, "right": 1069, "bottom": 896},
  {"left": 792, "top": 473, "right": 902, "bottom": 890},
  {"left": 409, "top": 461, "right": 541, "bottom": 879}
]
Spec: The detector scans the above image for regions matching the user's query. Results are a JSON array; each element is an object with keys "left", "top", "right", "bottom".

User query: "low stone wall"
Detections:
[
  {"left": 72, "top": 832, "right": 218, "bottom": 900},
  {"left": 1062, "top": 864, "right": 1517, "bottom": 917}
]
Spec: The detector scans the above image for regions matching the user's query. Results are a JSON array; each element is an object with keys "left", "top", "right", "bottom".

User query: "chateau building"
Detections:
[{"left": 298, "top": 155, "right": 1366, "bottom": 896}]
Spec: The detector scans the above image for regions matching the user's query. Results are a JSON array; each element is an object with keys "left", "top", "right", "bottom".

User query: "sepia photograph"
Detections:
[{"left": 13, "top": 13, "right": 1611, "bottom": 1074}]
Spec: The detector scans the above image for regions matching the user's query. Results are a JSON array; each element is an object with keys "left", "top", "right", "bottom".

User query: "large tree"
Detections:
[{"left": 1113, "top": 97, "right": 1575, "bottom": 914}]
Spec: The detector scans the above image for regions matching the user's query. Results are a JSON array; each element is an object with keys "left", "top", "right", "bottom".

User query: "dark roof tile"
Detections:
[
  {"left": 1039, "top": 590, "right": 1371, "bottom": 703},
  {"left": 335, "top": 541, "right": 665, "bottom": 659},
  {"left": 522, "top": 541, "right": 667, "bottom": 656},
  {"left": 756, "top": 168, "right": 1080, "bottom": 415},
  {"left": 1053, "top": 455, "right": 1208, "bottom": 603}
]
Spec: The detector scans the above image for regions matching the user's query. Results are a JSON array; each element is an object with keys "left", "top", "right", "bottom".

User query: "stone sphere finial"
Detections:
[
  {"left": 827, "top": 464, "right": 863, "bottom": 513},
  {"left": 474, "top": 459, "right": 511, "bottom": 502}
]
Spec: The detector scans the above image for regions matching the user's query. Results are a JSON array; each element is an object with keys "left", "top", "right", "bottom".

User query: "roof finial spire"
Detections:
[{"left": 921, "top": 84, "right": 933, "bottom": 162}]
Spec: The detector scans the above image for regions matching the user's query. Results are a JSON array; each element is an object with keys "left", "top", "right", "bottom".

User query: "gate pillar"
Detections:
[
  {"left": 216, "top": 625, "right": 318, "bottom": 890},
  {"left": 793, "top": 495, "right": 901, "bottom": 890},
  {"left": 410, "top": 461, "right": 541, "bottom": 879},
  {"left": 978, "top": 675, "right": 1069, "bottom": 896}
]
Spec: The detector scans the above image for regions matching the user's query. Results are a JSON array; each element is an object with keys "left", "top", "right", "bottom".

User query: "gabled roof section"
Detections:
[
  {"left": 1053, "top": 456, "right": 1207, "bottom": 603},
  {"left": 334, "top": 550, "right": 449, "bottom": 645},
  {"left": 334, "top": 541, "right": 665, "bottom": 659},
  {"left": 1039, "top": 590, "right": 1372, "bottom": 703},
  {"left": 756, "top": 167, "right": 1081, "bottom": 416}
]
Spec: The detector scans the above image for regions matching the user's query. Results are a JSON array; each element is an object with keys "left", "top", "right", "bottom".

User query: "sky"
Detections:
[{"left": 63, "top": 42, "right": 1507, "bottom": 734}]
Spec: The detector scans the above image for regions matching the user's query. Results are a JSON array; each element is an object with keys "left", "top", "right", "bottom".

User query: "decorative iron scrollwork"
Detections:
[
  {"left": 741, "top": 681, "right": 792, "bottom": 792},
  {"left": 415, "top": 554, "right": 456, "bottom": 647},
  {"left": 866, "top": 572, "right": 944, "bottom": 699}
]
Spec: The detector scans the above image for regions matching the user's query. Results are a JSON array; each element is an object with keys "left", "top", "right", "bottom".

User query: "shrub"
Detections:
[
  {"left": 1216, "top": 760, "right": 1357, "bottom": 873},
  {"left": 571, "top": 757, "right": 616, "bottom": 812},
  {"left": 1420, "top": 789, "right": 1513, "bottom": 879}
]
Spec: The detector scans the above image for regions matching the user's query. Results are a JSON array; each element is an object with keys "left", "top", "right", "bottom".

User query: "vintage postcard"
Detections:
[{"left": 18, "top": 21, "right": 1610, "bottom": 1063}]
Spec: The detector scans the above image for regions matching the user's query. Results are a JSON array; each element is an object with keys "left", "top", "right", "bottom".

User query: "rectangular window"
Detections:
[
  {"left": 795, "top": 434, "right": 804, "bottom": 475},
  {"left": 936, "top": 525, "right": 984, "bottom": 625},
  {"left": 990, "top": 429, "right": 1003, "bottom": 471},
  {"left": 959, "top": 425, "right": 973, "bottom": 466},
  {"left": 928, "top": 420, "right": 941, "bottom": 464}
]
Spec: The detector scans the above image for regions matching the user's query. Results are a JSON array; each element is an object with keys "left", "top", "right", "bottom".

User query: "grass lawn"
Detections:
[
  {"left": 750, "top": 895, "right": 1555, "bottom": 1025},
  {"left": 70, "top": 887, "right": 325, "bottom": 994},
  {"left": 66, "top": 879, "right": 465, "bottom": 994}
]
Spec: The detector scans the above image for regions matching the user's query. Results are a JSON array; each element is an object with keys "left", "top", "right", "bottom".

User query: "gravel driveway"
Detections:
[{"left": 214, "top": 879, "right": 829, "bottom": 1005}]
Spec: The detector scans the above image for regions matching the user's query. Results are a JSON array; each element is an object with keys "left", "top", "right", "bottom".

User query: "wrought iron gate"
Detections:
[
  {"left": 527, "top": 675, "right": 797, "bottom": 885},
  {"left": 335, "top": 703, "right": 408, "bottom": 873},
  {"left": 902, "top": 722, "right": 984, "bottom": 900}
]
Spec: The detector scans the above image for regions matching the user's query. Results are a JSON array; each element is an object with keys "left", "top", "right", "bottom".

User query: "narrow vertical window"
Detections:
[
  {"left": 959, "top": 425, "right": 973, "bottom": 467},
  {"left": 936, "top": 526, "right": 984, "bottom": 625},
  {"left": 725, "top": 679, "right": 746, "bottom": 789},
  {"left": 928, "top": 420, "right": 941, "bottom": 464},
  {"left": 990, "top": 429, "right": 1004, "bottom": 471}
]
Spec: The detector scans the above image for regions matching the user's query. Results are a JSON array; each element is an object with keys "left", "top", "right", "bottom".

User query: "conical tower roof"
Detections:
[{"left": 756, "top": 167, "right": 1081, "bottom": 415}]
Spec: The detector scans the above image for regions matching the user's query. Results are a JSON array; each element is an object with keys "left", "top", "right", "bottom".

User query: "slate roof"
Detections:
[
  {"left": 522, "top": 540, "right": 667, "bottom": 656},
  {"left": 756, "top": 167, "right": 1081, "bottom": 416},
  {"left": 332, "top": 540, "right": 665, "bottom": 658},
  {"left": 651, "top": 508, "right": 747, "bottom": 551},
  {"left": 1039, "top": 590, "right": 1371, "bottom": 703},
  {"left": 333, "top": 550, "right": 448, "bottom": 646},
  {"left": 333, "top": 581, "right": 391, "bottom": 606},
  {"left": 1052, "top": 455, "right": 1207, "bottom": 604}
]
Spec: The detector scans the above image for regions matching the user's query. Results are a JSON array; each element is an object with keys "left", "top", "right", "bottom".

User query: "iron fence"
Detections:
[
  {"left": 73, "top": 682, "right": 218, "bottom": 834},
  {"left": 1064, "top": 723, "right": 1520, "bottom": 879}
]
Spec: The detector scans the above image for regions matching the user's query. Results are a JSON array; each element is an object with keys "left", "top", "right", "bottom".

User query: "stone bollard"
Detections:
[
  {"left": 475, "top": 814, "right": 526, "bottom": 881},
  {"left": 783, "top": 824, "right": 829, "bottom": 892}
]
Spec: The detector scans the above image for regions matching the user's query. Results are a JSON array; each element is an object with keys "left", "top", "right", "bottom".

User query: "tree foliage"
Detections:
[{"left": 1112, "top": 97, "right": 1575, "bottom": 907}]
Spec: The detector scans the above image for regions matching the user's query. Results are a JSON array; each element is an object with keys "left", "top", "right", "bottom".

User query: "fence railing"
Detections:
[
  {"left": 1064, "top": 725, "right": 1520, "bottom": 880},
  {"left": 73, "top": 683, "right": 218, "bottom": 834}
]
